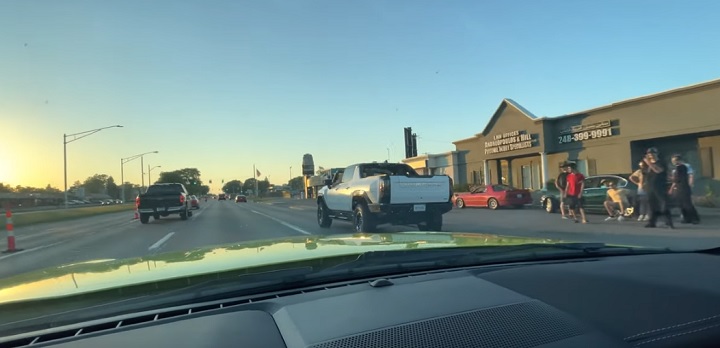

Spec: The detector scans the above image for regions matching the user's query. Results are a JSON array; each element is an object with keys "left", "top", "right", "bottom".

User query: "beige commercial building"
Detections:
[{"left": 406, "top": 78, "right": 720, "bottom": 193}]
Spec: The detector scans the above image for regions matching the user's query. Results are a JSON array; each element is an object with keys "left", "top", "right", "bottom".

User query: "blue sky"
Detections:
[{"left": 2, "top": 0, "right": 720, "bottom": 192}]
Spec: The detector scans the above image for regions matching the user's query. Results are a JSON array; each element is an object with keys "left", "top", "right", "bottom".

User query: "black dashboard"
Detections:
[{"left": 3, "top": 252, "right": 720, "bottom": 348}]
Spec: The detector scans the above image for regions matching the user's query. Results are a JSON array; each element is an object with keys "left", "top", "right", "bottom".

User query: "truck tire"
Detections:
[
  {"left": 317, "top": 201, "right": 332, "bottom": 228},
  {"left": 418, "top": 213, "right": 442, "bottom": 231},
  {"left": 353, "top": 203, "right": 376, "bottom": 233},
  {"left": 140, "top": 214, "right": 150, "bottom": 224},
  {"left": 153, "top": 214, "right": 160, "bottom": 220},
  {"left": 180, "top": 208, "right": 188, "bottom": 220}
]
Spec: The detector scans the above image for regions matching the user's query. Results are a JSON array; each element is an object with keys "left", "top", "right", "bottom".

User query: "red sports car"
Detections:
[{"left": 452, "top": 184, "right": 532, "bottom": 210}]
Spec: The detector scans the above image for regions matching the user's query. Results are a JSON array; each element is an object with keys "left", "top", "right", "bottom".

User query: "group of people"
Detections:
[{"left": 554, "top": 147, "right": 700, "bottom": 228}]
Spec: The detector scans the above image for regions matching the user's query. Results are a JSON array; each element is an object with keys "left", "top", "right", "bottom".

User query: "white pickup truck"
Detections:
[{"left": 316, "top": 163, "right": 453, "bottom": 232}]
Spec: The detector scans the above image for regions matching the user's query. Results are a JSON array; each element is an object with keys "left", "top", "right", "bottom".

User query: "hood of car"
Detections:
[{"left": 0, "top": 232, "right": 565, "bottom": 304}]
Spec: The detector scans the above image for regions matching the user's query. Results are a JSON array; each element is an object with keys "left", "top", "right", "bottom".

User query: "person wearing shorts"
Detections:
[
  {"left": 564, "top": 163, "right": 587, "bottom": 223},
  {"left": 603, "top": 180, "right": 629, "bottom": 221}
]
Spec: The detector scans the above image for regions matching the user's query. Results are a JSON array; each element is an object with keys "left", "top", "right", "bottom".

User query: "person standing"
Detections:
[
  {"left": 629, "top": 161, "right": 650, "bottom": 221},
  {"left": 555, "top": 163, "right": 570, "bottom": 219},
  {"left": 670, "top": 155, "right": 700, "bottom": 224},
  {"left": 565, "top": 163, "right": 587, "bottom": 224},
  {"left": 643, "top": 148, "right": 673, "bottom": 228}
]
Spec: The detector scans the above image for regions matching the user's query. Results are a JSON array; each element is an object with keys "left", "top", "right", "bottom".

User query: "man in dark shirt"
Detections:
[
  {"left": 671, "top": 159, "right": 700, "bottom": 224},
  {"left": 555, "top": 163, "right": 570, "bottom": 219},
  {"left": 643, "top": 148, "right": 673, "bottom": 228}
]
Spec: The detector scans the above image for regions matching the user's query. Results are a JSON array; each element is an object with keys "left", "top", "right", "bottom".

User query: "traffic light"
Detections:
[
  {"left": 222, "top": 179, "right": 224, "bottom": 183},
  {"left": 209, "top": 180, "right": 212, "bottom": 184}
]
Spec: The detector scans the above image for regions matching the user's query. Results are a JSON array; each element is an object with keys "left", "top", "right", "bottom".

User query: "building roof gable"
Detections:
[{"left": 478, "top": 98, "right": 537, "bottom": 136}]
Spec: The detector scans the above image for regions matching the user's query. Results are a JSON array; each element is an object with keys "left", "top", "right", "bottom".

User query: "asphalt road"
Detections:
[{"left": 1, "top": 198, "right": 719, "bottom": 279}]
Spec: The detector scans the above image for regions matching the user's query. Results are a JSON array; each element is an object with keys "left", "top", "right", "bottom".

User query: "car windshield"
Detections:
[{"left": 1, "top": 0, "right": 719, "bottom": 330}]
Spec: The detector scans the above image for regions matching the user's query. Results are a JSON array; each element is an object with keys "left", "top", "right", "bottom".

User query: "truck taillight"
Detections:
[{"left": 179, "top": 195, "right": 185, "bottom": 204}]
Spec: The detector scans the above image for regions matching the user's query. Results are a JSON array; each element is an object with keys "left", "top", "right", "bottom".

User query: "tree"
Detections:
[
  {"left": 242, "top": 178, "right": 270, "bottom": 195},
  {"left": 44, "top": 184, "right": 61, "bottom": 193},
  {"left": 83, "top": 174, "right": 109, "bottom": 194},
  {"left": 156, "top": 168, "right": 205, "bottom": 195},
  {"left": 120, "top": 182, "right": 139, "bottom": 201},
  {"left": 242, "top": 178, "right": 257, "bottom": 194},
  {"left": 106, "top": 176, "right": 120, "bottom": 199},
  {"left": 288, "top": 176, "right": 305, "bottom": 191},
  {"left": 0, "top": 183, "right": 13, "bottom": 193},
  {"left": 222, "top": 180, "right": 243, "bottom": 194},
  {"left": 199, "top": 185, "right": 210, "bottom": 195}
]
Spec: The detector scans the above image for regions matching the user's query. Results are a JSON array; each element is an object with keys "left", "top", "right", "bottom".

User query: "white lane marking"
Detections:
[
  {"left": 192, "top": 209, "right": 203, "bottom": 219},
  {"left": 148, "top": 232, "right": 175, "bottom": 251},
  {"left": 250, "top": 210, "right": 311, "bottom": 235},
  {"left": 0, "top": 241, "right": 66, "bottom": 261}
]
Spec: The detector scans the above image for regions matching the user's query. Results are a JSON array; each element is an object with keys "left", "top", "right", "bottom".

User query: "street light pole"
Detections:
[
  {"left": 140, "top": 156, "right": 144, "bottom": 191},
  {"left": 64, "top": 134, "right": 68, "bottom": 208},
  {"left": 120, "top": 151, "right": 158, "bottom": 202},
  {"left": 63, "top": 125, "right": 123, "bottom": 209},
  {"left": 148, "top": 165, "right": 161, "bottom": 185}
]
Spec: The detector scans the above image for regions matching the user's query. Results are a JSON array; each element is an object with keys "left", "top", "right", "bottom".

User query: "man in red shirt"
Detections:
[{"left": 564, "top": 162, "right": 587, "bottom": 223}]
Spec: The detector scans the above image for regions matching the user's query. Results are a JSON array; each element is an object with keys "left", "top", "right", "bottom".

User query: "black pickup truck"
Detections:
[{"left": 136, "top": 183, "right": 192, "bottom": 224}]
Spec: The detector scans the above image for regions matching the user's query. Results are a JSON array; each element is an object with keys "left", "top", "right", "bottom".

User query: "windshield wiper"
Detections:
[{"left": 323, "top": 243, "right": 672, "bottom": 272}]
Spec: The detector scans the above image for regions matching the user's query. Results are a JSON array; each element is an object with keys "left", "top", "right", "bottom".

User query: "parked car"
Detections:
[
  {"left": 235, "top": 195, "right": 247, "bottom": 203},
  {"left": 190, "top": 195, "right": 200, "bottom": 209},
  {"left": 540, "top": 174, "right": 639, "bottom": 216},
  {"left": 453, "top": 184, "right": 533, "bottom": 210}
]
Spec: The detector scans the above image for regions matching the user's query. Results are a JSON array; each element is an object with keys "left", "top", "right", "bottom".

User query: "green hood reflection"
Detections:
[{"left": 0, "top": 232, "right": 560, "bottom": 305}]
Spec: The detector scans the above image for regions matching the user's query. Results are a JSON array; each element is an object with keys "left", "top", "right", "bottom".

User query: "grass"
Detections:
[{"left": 1, "top": 204, "right": 135, "bottom": 230}]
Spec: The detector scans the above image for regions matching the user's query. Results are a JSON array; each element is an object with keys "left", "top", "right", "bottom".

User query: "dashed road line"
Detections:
[
  {"left": 250, "top": 210, "right": 311, "bottom": 235},
  {"left": 148, "top": 232, "right": 175, "bottom": 251}
]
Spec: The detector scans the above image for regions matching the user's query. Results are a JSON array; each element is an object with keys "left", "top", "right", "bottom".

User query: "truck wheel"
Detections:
[
  {"left": 418, "top": 213, "right": 442, "bottom": 231},
  {"left": 353, "top": 203, "right": 376, "bottom": 232},
  {"left": 153, "top": 214, "right": 160, "bottom": 220},
  {"left": 140, "top": 214, "right": 150, "bottom": 224},
  {"left": 180, "top": 209, "right": 188, "bottom": 220},
  {"left": 317, "top": 202, "right": 332, "bottom": 228}
]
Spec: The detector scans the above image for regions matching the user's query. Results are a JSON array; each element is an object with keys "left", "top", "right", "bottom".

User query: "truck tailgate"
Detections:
[
  {"left": 138, "top": 195, "right": 183, "bottom": 209},
  {"left": 388, "top": 176, "right": 450, "bottom": 204}
]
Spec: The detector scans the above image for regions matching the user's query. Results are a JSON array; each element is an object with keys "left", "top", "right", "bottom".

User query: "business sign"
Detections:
[
  {"left": 484, "top": 130, "right": 539, "bottom": 155},
  {"left": 557, "top": 120, "right": 617, "bottom": 145}
]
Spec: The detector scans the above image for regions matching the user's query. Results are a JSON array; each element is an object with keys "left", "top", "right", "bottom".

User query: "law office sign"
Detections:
[{"left": 484, "top": 130, "right": 539, "bottom": 155}]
